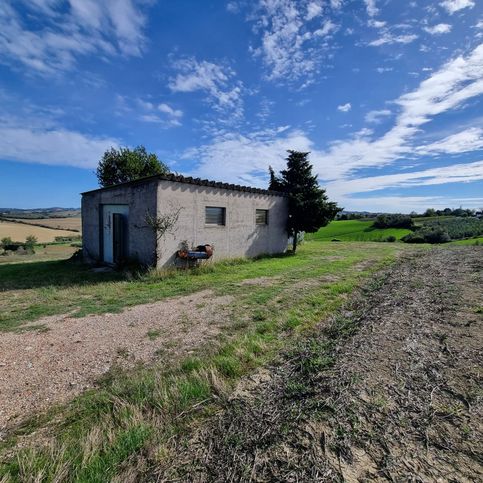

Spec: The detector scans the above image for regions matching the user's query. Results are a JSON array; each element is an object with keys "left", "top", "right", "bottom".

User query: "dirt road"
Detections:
[
  {"left": 163, "top": 247, "right": 483, "bottom": 482},
  {"left": 0, "top": 290, "right": 233, "bottom": 432}
]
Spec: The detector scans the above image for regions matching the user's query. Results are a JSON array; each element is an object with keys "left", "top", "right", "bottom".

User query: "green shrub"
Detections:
[
  {"left": 1, "top": 236, "right": 12, "bottom": 248},
  {"left": 384, "top": 235, "right": 396, "bottom": 242},
  {"left": 373, "top": 214, "right": 414, "bottom": 230},
  {"left": 25, "top": 235, "right": 37, "bottom": 253}
]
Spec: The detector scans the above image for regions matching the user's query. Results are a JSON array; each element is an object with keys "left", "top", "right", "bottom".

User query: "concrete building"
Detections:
[{"left": 81, "top": 174, "right": 288, "bottom": 267}]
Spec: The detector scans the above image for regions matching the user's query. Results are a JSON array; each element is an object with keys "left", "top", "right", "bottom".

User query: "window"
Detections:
[
  {"left": 256, "top": 209, "right": 269, "bottom": 225},
  {"left": 205, "top": 206, "right": 226, "bottom": 225}
]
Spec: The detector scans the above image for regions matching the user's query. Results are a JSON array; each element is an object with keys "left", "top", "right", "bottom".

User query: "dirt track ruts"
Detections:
[{"left": 161, "top": 247, "right": 483, "bottom": 482}]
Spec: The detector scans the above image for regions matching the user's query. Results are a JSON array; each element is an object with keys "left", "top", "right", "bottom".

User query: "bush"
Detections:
[
  {"left": 25, "top": 235, "right": 37, "bottom": 253},
  {"left": 402, "top": 229, "right": 450, "bottom": 244},
  {"left": 1, "top": 236, "right": 12, "bottom": 248},
  {"left": 384, "top": 235, "right": 396, "bottom": 242},
  {"left": 402, "top": 233, "right": 426, "bottom": 244},
  {"left": 373, "top": 214, "right": 414, "bottom": 230}
]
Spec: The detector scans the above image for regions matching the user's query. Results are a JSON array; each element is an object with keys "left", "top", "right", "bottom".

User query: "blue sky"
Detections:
[{"left": 0, "top": 0, "right": 482, "bottom": 212}]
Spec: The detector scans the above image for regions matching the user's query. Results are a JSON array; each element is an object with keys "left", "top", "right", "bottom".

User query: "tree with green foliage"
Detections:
[
  {"left": 96, "top": 146, "right": 170, "bottom": 187},
  {"left": 1, "top": 237, "right": 12, "bottom": 248},
  {"left": 25, "top": 235, "right": 37, "bottom": 253},
  {"left": 269, "top": 151, "right": 341, "bottom": 252}
]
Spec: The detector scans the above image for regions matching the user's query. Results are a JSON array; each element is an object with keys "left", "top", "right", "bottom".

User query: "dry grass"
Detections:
[
  {"left": 9, "top": 217, "right": 81, "bottom": 233},
  {"left": 0, "top": 221, "right": 77, "bottom": 243}
]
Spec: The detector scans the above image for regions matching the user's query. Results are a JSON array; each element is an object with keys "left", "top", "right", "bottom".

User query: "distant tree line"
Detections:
[
  {"left": 402, "top": 217, "right": 483, "bottom": 244},
  {"left": 418, "top": 207, "right": 478, "bottom": 218}
]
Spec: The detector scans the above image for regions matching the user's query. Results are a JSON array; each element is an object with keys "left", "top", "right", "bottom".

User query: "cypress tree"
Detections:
[{"left": 271, "top": 150, "right": 341, "bottom": 252}]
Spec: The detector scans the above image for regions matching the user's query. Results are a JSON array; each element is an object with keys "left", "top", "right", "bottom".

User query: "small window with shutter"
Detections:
[
  {"left": 256, "top": 209, "right": 269, "bottom": 225},
  {"left": 205, "top": 206, "right": 226, "bottom": 226}
]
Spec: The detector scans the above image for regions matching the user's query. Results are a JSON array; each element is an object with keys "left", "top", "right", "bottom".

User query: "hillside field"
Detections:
[
  {"left": 0, "top": 220, "right": 79, "bottom": 243},
  {"left": 9, "top": 217, "right": 82, "bottom": 232},
  {"left": 306, "top": 219, "right": 411, "bottom": 241}
]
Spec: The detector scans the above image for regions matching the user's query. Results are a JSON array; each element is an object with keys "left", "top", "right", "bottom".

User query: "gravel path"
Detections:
[
  {"left": 0, "top": 290, "right": 233, "bottom": 433},
  {"left": 162, "top": 247, "right": 483, "bottom": 482}
]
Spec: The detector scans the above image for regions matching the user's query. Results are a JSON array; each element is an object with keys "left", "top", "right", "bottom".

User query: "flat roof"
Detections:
[{"left": 81, "top": 173, "right": 286, "bottom": 197}]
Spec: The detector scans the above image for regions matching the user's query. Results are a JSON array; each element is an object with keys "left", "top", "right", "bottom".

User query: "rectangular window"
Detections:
[
  {"left": 205, "top": 206, "right": 226, "bottom": 225},
  {"left": 256, "top": 209, "right": 269, "bottom": 225}
]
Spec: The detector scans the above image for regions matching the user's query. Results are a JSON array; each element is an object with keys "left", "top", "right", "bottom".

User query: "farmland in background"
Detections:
[
  {"left": 306, "top": 219, "right": 411, "bottom": 242},
  {"left": 8, "top": 217, "right": 81, "bottom": 232},
  {"left": 0, "top": 220, "right": 78, "bottom": 243}
]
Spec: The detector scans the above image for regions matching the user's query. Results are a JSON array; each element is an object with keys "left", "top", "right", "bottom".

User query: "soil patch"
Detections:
[
  {"left": 162, "top": 247, "right": 483, "bottom": 482},
  {"left": 0, "top": 290, "right": 234, "bottom": 433}
]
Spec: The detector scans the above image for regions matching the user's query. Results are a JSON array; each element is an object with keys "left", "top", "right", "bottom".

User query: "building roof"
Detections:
[{"left": 81, "top": 173, "right": 286, "bottom": 197}]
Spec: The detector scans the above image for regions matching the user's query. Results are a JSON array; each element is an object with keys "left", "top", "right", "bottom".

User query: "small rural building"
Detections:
[{"left": 81, "top": 174, "right": 289, "bottom": 268}]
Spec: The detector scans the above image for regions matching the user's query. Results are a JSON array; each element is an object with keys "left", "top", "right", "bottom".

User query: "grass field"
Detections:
[
  {"left": 0, "top": 243, "right": 77, "bottom": 265},
  {"left": 0, "top": 240, "right": 405, "bottom": 480},
  {"left": 0, "top": 220, "right": 78, "bottom": 243},
  {"left": 448, "top": 236, "right": 483, "bottom": 245},
  {"left": 306, "top": 219, "right": 411, "bottom": 241},
  {"left": 9, "top": 217, "right": 81, "bottom": 232}
]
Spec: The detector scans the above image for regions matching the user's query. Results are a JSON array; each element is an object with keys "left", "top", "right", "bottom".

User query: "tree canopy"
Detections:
[
  {"left": 96, "top": 146, "right": 169, "bottom": 187},
  {"left": 269, "top": 151, "right": 341, "bottom": 252}
]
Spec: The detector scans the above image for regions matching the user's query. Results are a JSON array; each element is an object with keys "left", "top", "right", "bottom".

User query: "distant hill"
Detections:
[{"left": 0, "top": 208, "right": 81, "bottom": 219}]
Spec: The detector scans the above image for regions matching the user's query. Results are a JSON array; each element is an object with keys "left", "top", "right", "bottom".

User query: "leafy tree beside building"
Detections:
[{"left": 96, "top": 146, "right": 169, "bottom": 187}]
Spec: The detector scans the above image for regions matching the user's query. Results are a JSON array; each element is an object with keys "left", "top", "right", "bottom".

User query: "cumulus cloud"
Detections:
[
  {"left": 364, "top": 0, "right": 379, "bottom": 17},
  {"left": 246, "top": 0, "right": 340, "bottom": 85},
  {"left": 182, "top": 127, "right": 316, "bottom": 186},
  {"left": 180, "top": 43, "right": 483, "bottom": 209},
  {"left": 306, "top": 1, "right": 323, "bottom": 21},
  {"left": 314, "top": 43, "right": 483, "bottom": 180},
  {"left": 337, "top": 103, "right": 352, "bottom": 112},
  {"left": 424, "top": 23, "right": 452, "bottom": 35},
  {"left": 365, "top": 109, "right": 391, "bottom": 123},
  {"left": 169, "top": 58, "right": 244, "bottom": 119},
  {"left": 0, "top": 0, "right": 149, "bottom": 75},
  {"left": 440, "top": 0, "right": 475, "bottom": 15}
]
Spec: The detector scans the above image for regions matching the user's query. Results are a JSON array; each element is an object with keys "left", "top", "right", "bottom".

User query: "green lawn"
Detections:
[
  {"left": 0, "top": 240, "right": 403, "bottom": 332},
  {"left": 306, "top": 219, "right": 411, "bottom": 242},
  {"left": 447, "top": 237, "right": 483, "bottom": 246},
  {"left": 0, "top": 240, "right": 406, "bottom": 481}
]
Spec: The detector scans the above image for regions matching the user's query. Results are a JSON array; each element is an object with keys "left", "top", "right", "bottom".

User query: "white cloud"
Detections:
[
  {"left": 306, "top": 2, "right": 323, "bottom": 21},
  {"left": 182, "top": 128, "right": 317, "bottom": 186},
  {"left": 330, "top": 0, "right": 343, "bottom": 9},
  {"left": 364, "top": 0, "right": 379, "bottom": 17},
  {"left": 314, "top": 44, "right": 483, "bottom": 180},
  {"left": 327, "top": 160, "right": 483, "bottom": 199},
  {"left": 158, "top": 103, "right": 183, "bottom": 119},
  {"left": 369, "top": 33, "right": 418, "bottom": 46},
  {"left": 169, "top": 58, "right": 244, "bottom": 118},
  {"left": 337, "top": 102, "right": 352, "bottom": 112},
  {"left": 0, "top": 126, "right": 119, "bottom": 168},
  {"left": 369, "top": 20, "right": 386, "bottom": 28},
  {"left": 424, "top": 23, "right": 452, "bottom": 35},
  {"left": 315, "top": 20, "right": 339, "bottom": 37},
  {"left": 365, "top": 109, "right": 391, "bottom": 123},
  {"left": 247, "top": 0, "right": 340, "bottom": 85},
  {"left": 417, "top": 127, "right": 483, "bottom": 155},
  {"left": 376, "top": 66, "right": 393, "bottom": 73},
  {"left": 440, "top": 0, "right": 475, "bottom": 15},
  {"left": 0, "top": 0, "right": 148, "bottom": 75},
  {"left": 178, "top": 44, "right": 483, "bottom": 208},
  {"left": 340, "top": 195, "right": 483, "bottom": 213}
]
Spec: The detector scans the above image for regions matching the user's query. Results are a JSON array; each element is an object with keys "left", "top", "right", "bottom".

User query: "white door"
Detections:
[{"left": 102, "top": 204, "right": 129, "bottom": 263}]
